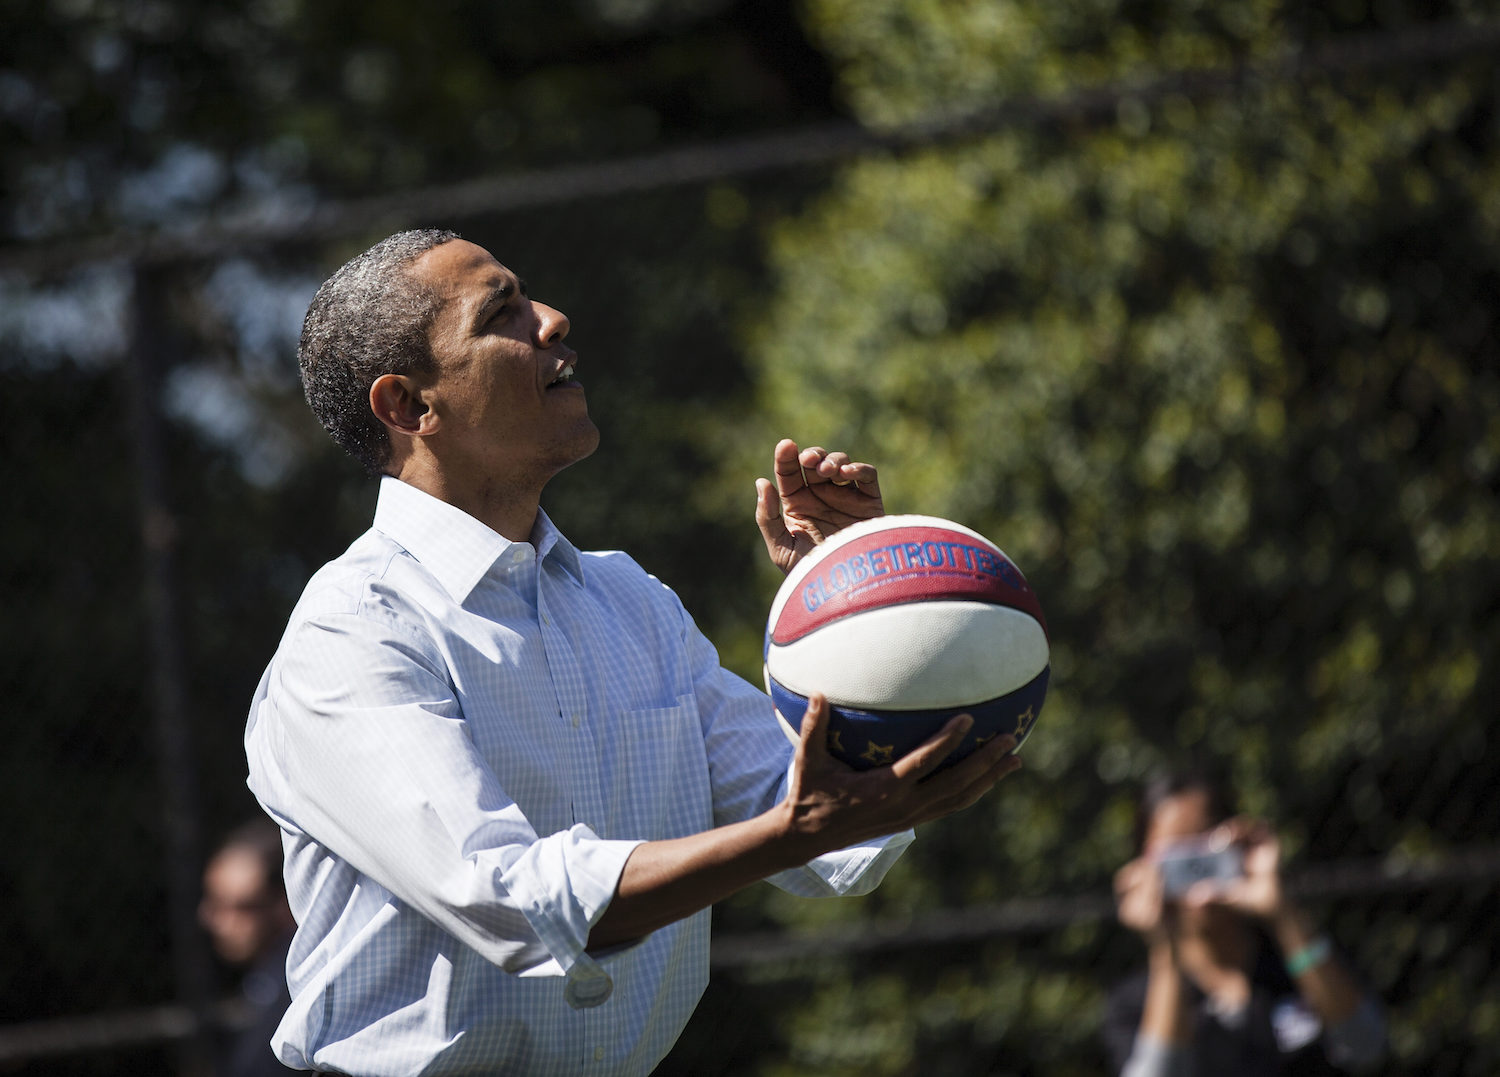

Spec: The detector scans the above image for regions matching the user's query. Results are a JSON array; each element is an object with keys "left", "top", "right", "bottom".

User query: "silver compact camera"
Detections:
[{"left": 1156, "top": 837, "right": 1243, "bottom": 898}]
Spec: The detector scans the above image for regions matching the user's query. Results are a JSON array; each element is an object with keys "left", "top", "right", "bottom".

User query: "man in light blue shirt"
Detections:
[{"left": 246, "top": 229, "right": 1022, "bottom": 1075}]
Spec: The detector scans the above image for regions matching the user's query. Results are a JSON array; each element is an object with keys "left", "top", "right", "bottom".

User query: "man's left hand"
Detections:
[{"left": 755, "top": 439, "right": 884, "bottom": 575}]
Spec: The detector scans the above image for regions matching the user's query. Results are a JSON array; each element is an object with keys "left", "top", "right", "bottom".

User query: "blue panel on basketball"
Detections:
[{"left": 764, "top": 515, "right": 1049, "bottom": 770}]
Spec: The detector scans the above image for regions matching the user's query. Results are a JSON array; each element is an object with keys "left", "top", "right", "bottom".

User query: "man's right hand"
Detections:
[
  {"left": 590, "top": 693, "right": 1019, "bottom": 952},
  {"left": 777, "top": 692, "right": 1021, "bottom": 860}
]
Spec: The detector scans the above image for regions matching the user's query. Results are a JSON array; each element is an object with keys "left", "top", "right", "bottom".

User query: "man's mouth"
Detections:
[{"left": 546, "top": 361, "right": 576, "bottom": 389}]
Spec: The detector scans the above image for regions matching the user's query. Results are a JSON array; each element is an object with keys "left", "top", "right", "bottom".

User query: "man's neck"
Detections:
[{"left": 390, "top": 461, "right": 543, "bottom": 543}]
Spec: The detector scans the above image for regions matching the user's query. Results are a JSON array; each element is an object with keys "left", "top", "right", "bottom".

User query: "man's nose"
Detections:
[{"left": 533, "top": 301, "right": 570, "bottom": 347}]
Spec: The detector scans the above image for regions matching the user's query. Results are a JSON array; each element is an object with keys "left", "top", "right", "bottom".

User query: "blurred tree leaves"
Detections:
[
  {"left": 2, "top": 0, "right": 835, "bottom": 236},
  {"left": 702, "top": 0, "right": 1500, "bottom": 1071}
]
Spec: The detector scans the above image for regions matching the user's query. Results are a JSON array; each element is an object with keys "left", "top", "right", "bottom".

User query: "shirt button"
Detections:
[
  {"left": 594, "top": 1047, "right": 604, "bottom": 1061},
  {"left": 570, "top": 713, "right": 580, "bottom": 728}
]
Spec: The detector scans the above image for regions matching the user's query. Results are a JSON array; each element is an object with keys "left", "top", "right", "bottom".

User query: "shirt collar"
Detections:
[
  {"left": 531, "top": 506, "right": 584, "bottom": 585},
  {"left": 372, "top": 477, "right": 585, "bottom": 602}
]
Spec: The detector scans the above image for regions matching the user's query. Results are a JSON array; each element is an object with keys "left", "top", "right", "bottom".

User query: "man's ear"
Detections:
[{"left": 370, "top": 373, "right": 437, "bottom": 438}]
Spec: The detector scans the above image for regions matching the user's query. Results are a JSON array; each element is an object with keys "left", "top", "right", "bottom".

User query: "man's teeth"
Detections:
[{"left": 550, "top": 363, "right": 575, "bottom": 386}]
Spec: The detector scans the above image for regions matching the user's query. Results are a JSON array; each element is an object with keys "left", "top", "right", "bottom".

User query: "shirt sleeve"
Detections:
[
  {"left": 1322, "top": 996, "right": 1387, "bottom": 1072},
  {"left": 1101, "top": 973, "right": 1151, "bottom": 1075},
  {"left": 246, "top": 605, "right": 642, "bottom": 998},
  {"left": 1120, "top": 1035, "right": 1194, "bottom": 1077},
  {"left": 672, "top": 591, "right": 914, "bottom": 896}
]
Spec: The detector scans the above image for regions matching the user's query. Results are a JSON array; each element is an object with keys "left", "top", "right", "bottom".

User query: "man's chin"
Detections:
[{"left": 555, "top": 423, "right": 602, "bottom": 471}]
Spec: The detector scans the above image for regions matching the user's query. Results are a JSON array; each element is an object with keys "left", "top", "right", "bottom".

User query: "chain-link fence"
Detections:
[{"left": 4, "top": 21, "right": 1498, "bottom": 1075}]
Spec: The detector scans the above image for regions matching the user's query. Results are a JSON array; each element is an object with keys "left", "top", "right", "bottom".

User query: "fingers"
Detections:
[
  {"left": 772, "top": 438, "right": 806, "bottom": 499},
  {"left": 1181, "top": 879, "right": 1228, "bottom": 908},
  {"left": 889, "top": 713, "right": 974, "bottom": 781},
  {"left": 812, "top": 449, "right": 853, "bottom": 486},
  {"left": 773, "top": 438, "right": 882, "bottom": 498},
  {"left": 938, "top": 744, "right": 1023, "bottom": 813},
  {"left": 785, "top": 693, "right": 832, "bottom": 801},
  {"left": 795, "top": 692, "right": 833, "bottom": 770},
  {"left": 783, "top": 703, "right": 1022, "bottom": 849},
  {"left": 799, "top": 446, "right": 881, "bottom": 493},
  {"left": 1218, "top": 816, "right": 1275, "bottom": 848},
  {"left": 894, "top": 728, "right": 1020, "bottom": 823},
  {"left": 755, "top": 475, "right": 808, "bottom": 575},
  {"left": 1115, "top": 858, "right": 1148, "bottom": 897}
]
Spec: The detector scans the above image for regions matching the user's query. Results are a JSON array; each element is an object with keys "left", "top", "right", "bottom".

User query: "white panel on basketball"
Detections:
[{"left": 767, "top": 601, "right": 1048, "bottom": 710}]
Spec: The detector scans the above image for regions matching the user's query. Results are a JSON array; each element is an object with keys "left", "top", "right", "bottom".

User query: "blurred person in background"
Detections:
[
  {"left": 1104, "top": 767, "right": 1386, "bottom": 1076},
  {"left": 200, "top": 818, "right": 296, "bottom": 1076},
  {"left": 244, "top": 229, "right": 1022, "bottom": 1075}
]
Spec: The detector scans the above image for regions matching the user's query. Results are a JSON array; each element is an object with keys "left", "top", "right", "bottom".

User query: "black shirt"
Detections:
[{"left": 1101, "top": 946, "right": 1353, "bottom": 1077}]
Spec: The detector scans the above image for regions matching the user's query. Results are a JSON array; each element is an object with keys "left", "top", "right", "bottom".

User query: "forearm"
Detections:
[
  {"left": 1119, "top": 943, "right": 1196, "bottom": 1077},
  {"left": 589, "top": 806, "right": 808, "bottom": 950},
  {"left": 587, "top": 693, "right": 1016, "bottom": 951},
  {"left": 1270, "top": 904, "right": 1366, "bottom": 1025},
  {"left": 1138, "top": 941, "right": 1195, "bottom": 1047}
]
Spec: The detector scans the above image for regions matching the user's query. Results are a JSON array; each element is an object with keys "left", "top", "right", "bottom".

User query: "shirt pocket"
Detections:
[{"left": 600, "top": 696, "right": 713, "bottom": 842}]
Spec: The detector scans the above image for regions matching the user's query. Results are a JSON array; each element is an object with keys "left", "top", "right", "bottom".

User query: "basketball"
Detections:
[{"left": 764, "top": 514, "right": 1049, "bottom": 770}]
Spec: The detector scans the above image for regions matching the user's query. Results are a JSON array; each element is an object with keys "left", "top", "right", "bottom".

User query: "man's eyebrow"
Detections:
[
  {"left": 472, "top": 278, "right": 531, "bottom": 328},
  {"left": 473, "top": 281, "right": 516, "bottom": 326}
]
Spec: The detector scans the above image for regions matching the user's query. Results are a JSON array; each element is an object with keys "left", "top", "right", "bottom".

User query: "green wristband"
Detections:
[{"left": 1285, "top": 935, "right": 1332, "bottom": 978}]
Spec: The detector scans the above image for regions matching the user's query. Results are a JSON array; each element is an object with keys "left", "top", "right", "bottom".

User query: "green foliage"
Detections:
[
  {"left": 707, "top": 0, "right": 1500, "bottom": 1069},
  {"left": 2, "top": 0, "right": 831, "bottom": 236}
]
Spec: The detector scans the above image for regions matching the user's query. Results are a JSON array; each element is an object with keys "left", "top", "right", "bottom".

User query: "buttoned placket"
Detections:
[
  {"left": 525, "top": 552, "right": 620, "bottom": 1055},
  {"left": 580, "top": 1002, "right": 613, "bottom": 1070},
  {"left": 519, "top": 546, "right": 606, "bottom": 839}
]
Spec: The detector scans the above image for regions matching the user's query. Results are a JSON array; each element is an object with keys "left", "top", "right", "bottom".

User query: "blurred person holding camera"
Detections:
[
  {"left": 200, "top": 819, "right": 297, "bottom": 1076},
  {"left": 1104, "top": 768, "right": 1386, "bottom": 1076}
]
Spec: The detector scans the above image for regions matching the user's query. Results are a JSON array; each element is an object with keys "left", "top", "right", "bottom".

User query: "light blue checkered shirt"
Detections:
[{"left": 245, "top": 477, "right": 912, "bottom": 1075}]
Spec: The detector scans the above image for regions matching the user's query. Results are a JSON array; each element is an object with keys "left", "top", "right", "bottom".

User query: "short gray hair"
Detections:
[{"left": 298, "top": 229, "right": 460, "bottom": 474}]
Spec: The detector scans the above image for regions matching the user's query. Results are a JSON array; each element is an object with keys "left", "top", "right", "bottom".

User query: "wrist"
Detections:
[
  {"left": 1147, "top": 935, "right": 1179, "bottom": 969},
  {"left": 1269, "top": 902, "right": 1313, "bottom": 948},
  {"left": 767, "top": 798, "right": 838, "bottom": 871},
  {"left": 1284, "top": 933, "right": 1333, "bottom": 978}
]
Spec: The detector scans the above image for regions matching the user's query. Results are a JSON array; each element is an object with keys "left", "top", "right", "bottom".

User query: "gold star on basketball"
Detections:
[
  {"left": 1013, "top": 706, "right": 1035, "bottom": 739},
  {"left": 860, "top": 740, "right": 894, "bottom": 765},
  {"left": 974, "top": 733, "right": 994, "bottom": 748},
  {"left": 828, "top": 729, "right": 845, "bottom": 754}
]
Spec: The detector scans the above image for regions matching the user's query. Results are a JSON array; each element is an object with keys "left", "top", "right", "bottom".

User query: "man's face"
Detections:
[
  {"left": 199, "top": 849, "right": 287, "bottom": 966},
  {"left": 406, "top": 239, "right": 599, "bottom": 492}
]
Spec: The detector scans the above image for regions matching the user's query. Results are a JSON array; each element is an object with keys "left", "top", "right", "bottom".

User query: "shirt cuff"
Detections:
[
  {"left": 1323, "top": 997, "right": 1387, "bottom": 1071},
  {"left": 564, "top": 959, "right": 616, "bottom": 1009},
  {"left": 1121, "top": 1034, "right": 1192, "bottom": 1077},
  {"left": 769, "top": 829, "right": 915, "bottom": 897},
  {"left": 505, "top": 825, "right": 643, "bottom": 1004}
]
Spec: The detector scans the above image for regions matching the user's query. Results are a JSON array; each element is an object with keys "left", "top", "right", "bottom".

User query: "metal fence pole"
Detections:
[{"left": 123, "top": 262, "right": 217, "bottom": 1076}]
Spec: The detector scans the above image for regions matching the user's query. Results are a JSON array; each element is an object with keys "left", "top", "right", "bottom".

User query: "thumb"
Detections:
[
  {"left": 755, "top": 477, "right": 780, "bottom": 524},
  {"left": 794, "top": 693, "right": 833, "bottom": 773},
  {"left": 756, "top": 477, "right": 789, "bottom": 548}
]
